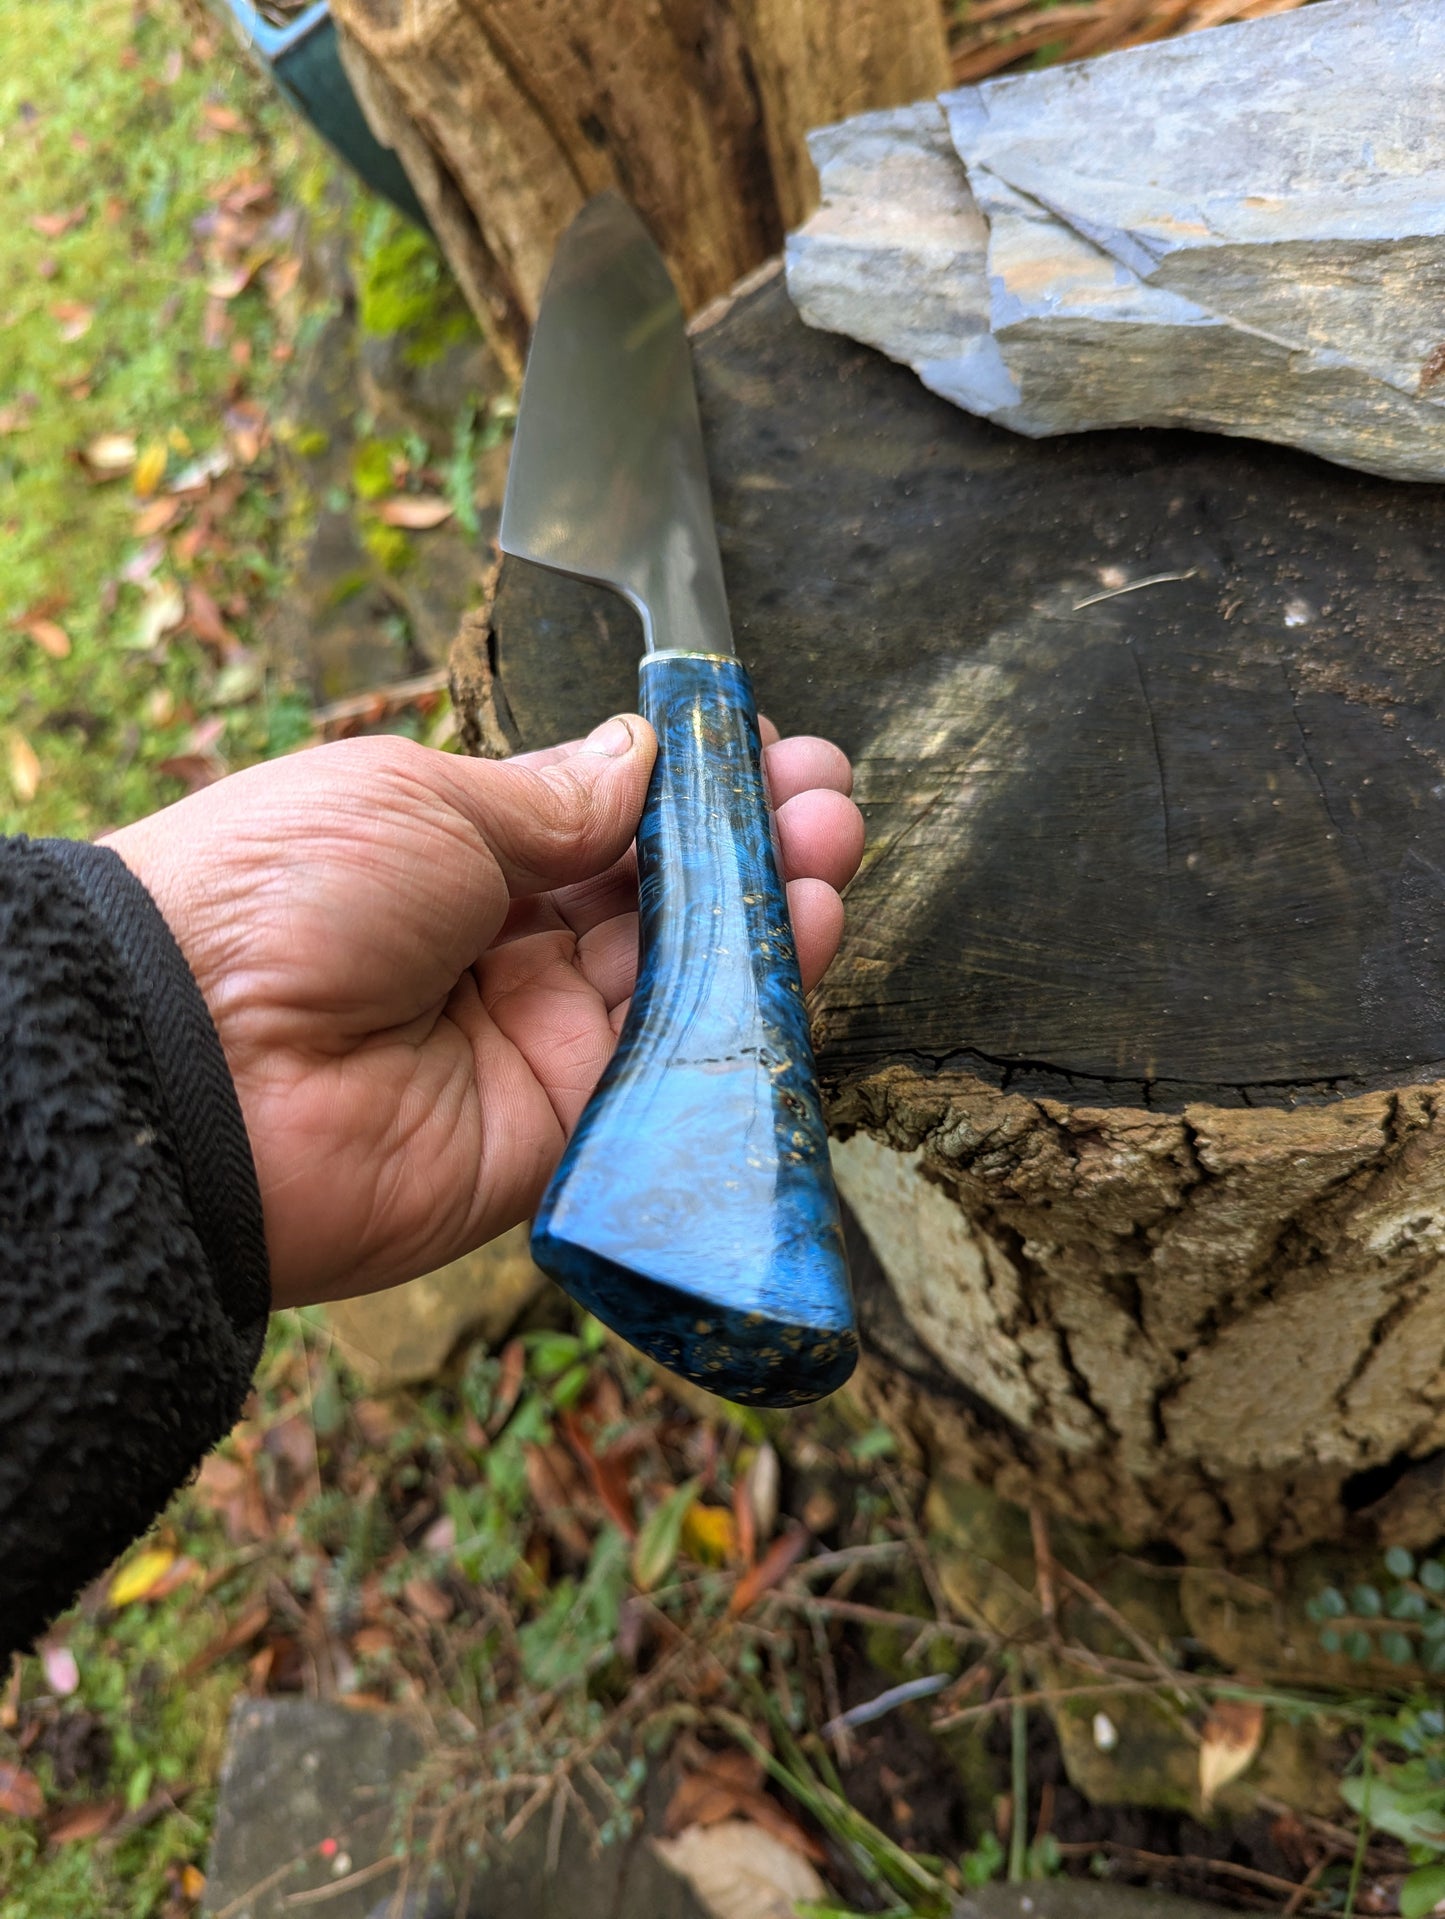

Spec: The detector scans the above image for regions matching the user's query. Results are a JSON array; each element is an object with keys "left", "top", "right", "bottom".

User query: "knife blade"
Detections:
[{"left": 500, "top": 193, "right": 856, "bottom": 1406}]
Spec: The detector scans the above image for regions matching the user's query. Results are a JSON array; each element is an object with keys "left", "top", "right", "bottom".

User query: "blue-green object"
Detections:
[
  {"left": 218, "top": 2, "right": 429, "bottom": 228},
  {"left": 502, "top": 195, "right": 857, "bottom": 1406}
]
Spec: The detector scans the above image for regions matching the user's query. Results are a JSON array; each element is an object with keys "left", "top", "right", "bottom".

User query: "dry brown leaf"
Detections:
[
  {"left": 30, "top": 206, "right": 87, "bottom": 239},
  {"left": 1199, "top": 1698, "right": 1265, "bottom": 1810},
  {"left": 375, "top": 495, "right": 454, "bottom": 529},
  {"left": 728, "top": 1526, "right": 809, "bottom": 1618},
  {"left": 0, "top": 1763, "right": 44, "bottom": 1820},
  {"left": 524, "top": 1443, "right": 592, "bottom": 1559},
  {"left": 186, "top": 584, "right": 235, "bottom": 653},
  {"left": 134, "top": 497, "right": 183, "bottom": 537},
  {"left": 402, "top": 1577, "right": 454, "bottom": 1624},
  {"left": 652, "top": 1820, "right": 827, "bottom": 1919},
  {"left": 181, "top": 1599, "right": 270, "bottom": 1680},
  {"left": 8, "top": 735, "right": 41, "bottom": 804},
  {"left": 47, "top": 1798, "right": 121, "bottom": 1844},
  {"left": 0, "top": 400, "right": 36, "bottom": 435},
  {"left": 20, "top": 618, "right": 70, "bottom": 660},
  {"left": 51, "top": 301, "right": 94, "bottom": 343},
  {"left": 202, "top": 101, "right": 246, "bottom": 133},
  {"left": 665, "top": 1753, "right": 825, "bottom": 1864},
  {"left": 263, "top": 254, "right": 302, "bottom": 304}
]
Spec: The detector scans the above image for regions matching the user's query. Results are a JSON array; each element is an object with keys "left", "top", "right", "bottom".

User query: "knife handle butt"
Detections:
[{"left": 530, "top": 651, "right": 856, "bottom": 1407}]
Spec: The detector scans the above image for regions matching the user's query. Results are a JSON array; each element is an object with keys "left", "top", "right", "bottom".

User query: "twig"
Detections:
[
  {"left": 1073, "top": 570, "right": 1197, "bottom": 610},
  {"left": 1055, "top": 1566, "right": 1189, "bottom": 1705},
  {"left": 767, "top": 1589, "right": 993, "bottom": 1648},
  {"left": 1055, "top": 1840, "right": 1323, "bottom": 1904},
  {"left": 281, "top": 1855, "right": 401, "bottom": 1908},
  {"left": 1029, "top": 1506, "right": 1058, "bottom": 1643},
  {"left": 1007, "top": 1655, "right": 1029, "bottom": 1884},
  {"left": 811, "top": 1609, "right": 853, "bottom": 1765},
  {"left": 933, "top": 1677, "right": 1166, "bottom": 1730}
]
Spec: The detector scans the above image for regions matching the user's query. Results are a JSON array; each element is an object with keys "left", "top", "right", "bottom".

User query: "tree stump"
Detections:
[
  {"left": 330, "top": 0, "right": 949, "bottom": 370},
  {"left": 450, "top": 270, "right": 1445, "bottom": 1562}
]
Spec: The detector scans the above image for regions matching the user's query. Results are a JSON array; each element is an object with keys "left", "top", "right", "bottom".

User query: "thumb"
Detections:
[{"left": 437, "top": 714, "right": 657, "bottom": 895}]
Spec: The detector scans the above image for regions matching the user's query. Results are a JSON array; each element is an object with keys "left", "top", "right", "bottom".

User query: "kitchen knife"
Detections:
[{"left": 499, "top": 193, "right": 856, "bottom": 1407}]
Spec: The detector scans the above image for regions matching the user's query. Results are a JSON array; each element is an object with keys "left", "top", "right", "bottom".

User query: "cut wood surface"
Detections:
[
  {"left": 452, "top": 274, "right": 1445, "bottom": 1558},
  {"left": 330, "top": 0, "right": 948, "bottom": 360}
]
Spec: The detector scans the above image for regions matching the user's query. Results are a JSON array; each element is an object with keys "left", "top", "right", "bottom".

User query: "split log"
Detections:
[
  {"left": 451, "top": 270, "right": 1445, "bottom": 1561},
  {"left": 329, "top": 0, "right": 950, "bottom": 367}
]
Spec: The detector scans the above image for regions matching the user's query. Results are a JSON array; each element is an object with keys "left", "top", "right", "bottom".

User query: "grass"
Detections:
[{"left": 0, "top": 0, "right": 323, "bottom": 841}]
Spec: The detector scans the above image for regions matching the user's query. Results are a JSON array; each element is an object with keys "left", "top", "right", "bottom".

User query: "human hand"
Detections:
[{"left": 105, "top": 718, "right": 863, "bottom": 1309}]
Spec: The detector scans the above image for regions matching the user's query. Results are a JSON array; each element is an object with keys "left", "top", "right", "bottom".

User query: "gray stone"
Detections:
[
  {"left": 963, "top": 1886, "right": 1233, "bottom": 1919},
  {"left": 787, "top": 0, "right": 1445, "bottom": 482},
  {"left": 203, "top": 1698, "right": 426, "bottom": 1919},
  {"left": 204, "top": 1699, "right": 712, "bottom": 1919}
]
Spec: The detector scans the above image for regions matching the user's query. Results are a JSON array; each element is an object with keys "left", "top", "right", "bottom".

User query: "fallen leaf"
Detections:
[
  {"left": 202, "top": 101, "right": 245, "bottom": 133},
  {"left": 51, "top": 301, "right": 94, "bottom": 342},
  {"left": 524, "top": 1443, "right": 592, "bottom": 1560},
  {"left": 486, "top": 1338, "right": 527, "bottom": 1438},
  {"left": 0, "top": 1764, "right": 44, "bottom": 1820},
  {"left": 157, "top": 752, "right": 227, "bottom": 794},
  {"left": 168, "top": 447, "right": 231, "bottom": 494},
  {"left": 1199, "top": 1698, "right": 1265, "bottom": 1811},
  {"left": 30, "top": 206, "right": 86, "bottom": 239},
  {"left": 351, "top": 1626, "right": 393, "bottom": 1657},
  {"left": 375, "top": 495, "right": 453, "bottom": 529},
  {"left": 47, "top": 1798, "right": 120, "bottom": 1844},
  {"left": 18, "top": 617, "right": 70, "bottom": 660},
  {"left": 40, "top": 1643, "right": 79, "bottom": 1696},
  {"left": 79, "top": 432, "right": 136, "bottom": 479},
  {"left": 682, "top": 1503, "right": 738, "bottom": 1567},
  {"left": 0, "top": 400, "right": 37, "bottom": 435},
  {"left": 634, "top": 1478, "right": 703, "bottom": 1593},
  {"left": 181, "top": 1599, "right": 270, "bottom": 1679},
  {"left": 561, "top": 1411, "right": 637, "bottom": 1539},
  {"left": 263, "top": 254, "right": 302, "bottom": 304},
  {"left": 207, "top": 261, "right": 256, "bottom": 301},
  {"left": 130, "top": 581, "right": 186, "bottom": 652},
  {"left": 8, "top": 735, "right": 41, "bottom": 804},
  {"left": 209, "top": 653, "right": 263, "bottom": 706},
  {"left": 108, "top": 1546, "right": 177, "bottom": 1607},
  {"left": 133, "top": 442, "right": 168, "bottom": 498},
  {"left": 745, "top": 1444, "right": 780, "bottom": 1544},
  {"left": 652, "top": 1820, "right": 827, "bottom": 1919},
  {"left": 665, "top": 1756, "right": 826, "bottom": 1864},
  {"left": 728, "top": 1527, "right": 809, "bottom": 1619},
  {"left": 181, "top": 1864, "right": 206, "bottom": 1900},
  {"left": 134, "top": 497, "right": 183, "bottom": 537},
  {"left": 402, "top": 1577, "right": 454, "bottom": 1624}
]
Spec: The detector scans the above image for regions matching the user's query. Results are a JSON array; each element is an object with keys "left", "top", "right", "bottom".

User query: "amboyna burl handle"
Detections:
[{"left": 529, "top": 651, "right": 857, "bottom": 1405}]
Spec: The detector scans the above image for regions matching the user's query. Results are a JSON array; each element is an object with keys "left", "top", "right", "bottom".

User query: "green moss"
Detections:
[
  {"left": 354, "top": 203, "right": 476, "bottom": 366},
  {"left": 351, "top": 436, "right": 399, "bottom": 500},
  {"left": 361, "top": 518, "right": 414, "bottom": 574}
]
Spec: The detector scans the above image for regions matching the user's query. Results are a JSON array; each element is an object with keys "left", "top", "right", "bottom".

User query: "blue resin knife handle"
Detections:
[{"left": 529, "top": 650, "right": 857, "bottom": 1406}]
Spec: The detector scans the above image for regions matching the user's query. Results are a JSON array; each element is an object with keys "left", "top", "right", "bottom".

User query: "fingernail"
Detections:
[{"left": 578, "top": 715, "right": 634, "bottom": 758}]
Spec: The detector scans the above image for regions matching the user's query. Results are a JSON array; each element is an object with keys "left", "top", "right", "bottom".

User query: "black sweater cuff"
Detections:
[{"left": 0, "top": 839, "right": 270, "bottom": 1659}]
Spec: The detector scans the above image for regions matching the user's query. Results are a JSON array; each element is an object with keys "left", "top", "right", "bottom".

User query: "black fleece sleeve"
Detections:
[{"left": 0, "top": 838, "right": 270, "bottom": 1661}]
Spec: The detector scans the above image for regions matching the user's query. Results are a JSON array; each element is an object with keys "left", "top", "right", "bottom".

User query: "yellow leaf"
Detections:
[
  {"left": 681, "top": 1502, "right": 738, "bottom": 1567},
  {"left": 8, "top": 735, "right": 41, "bottom": 804},
  {"left": 181, "top": 1864, "right": 206, "bottom": 1900},
  {"left": 1199, "top": 1699, "right": 1264, "bottom": 1811},
  {"left": 108, "top": 1547, "right": 176, "bottom": 1608},
  {"left": 133, "top": 441, "right": 168, "bottom": 498}
]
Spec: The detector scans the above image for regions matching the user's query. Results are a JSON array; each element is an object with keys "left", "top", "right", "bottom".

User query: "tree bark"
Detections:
[
  {"left": 330, "top": 0, "right": 949, "bottom": 364},
  {"left": 450, "top": 272, "right": 1445, "bottom": 1561}
]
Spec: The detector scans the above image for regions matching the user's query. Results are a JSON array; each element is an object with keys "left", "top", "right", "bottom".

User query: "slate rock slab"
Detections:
[
  {"left": 787, "top": 0, "right": 1445, "bottom": 481},
  {"left": 203, "top": 1698, "right": 711, "bottom": 1919}
]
